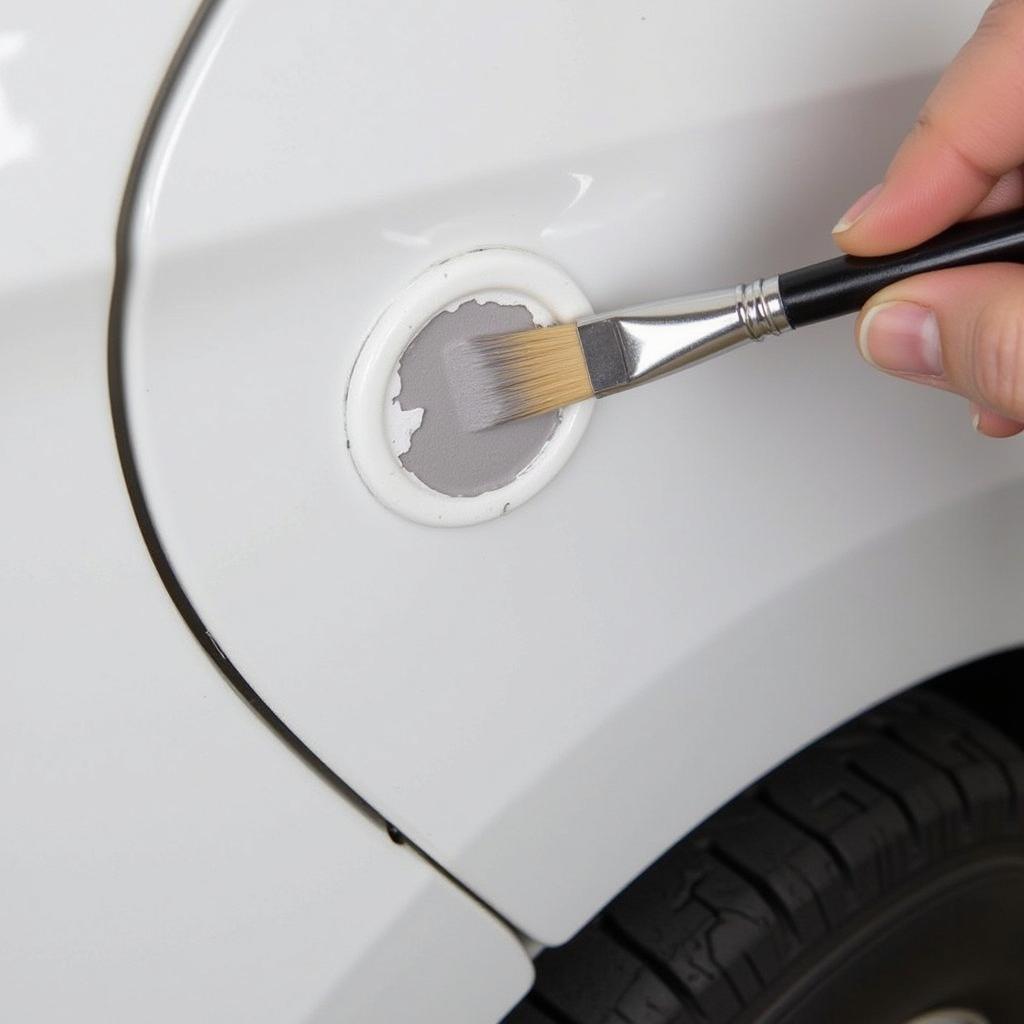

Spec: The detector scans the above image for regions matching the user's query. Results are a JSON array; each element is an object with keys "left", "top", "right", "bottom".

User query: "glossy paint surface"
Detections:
[
  {"left": 122, "top": 0, "right": 1024, "bottom": 949},
  {"left": 0, "top": 4, "right": 148, "bottom": 291},
  {"left": 0, "top": 3, "right": 530, "bottom": 1020},
  {"left": 343, "top": 247, "right": 594, "bottom": 525}
]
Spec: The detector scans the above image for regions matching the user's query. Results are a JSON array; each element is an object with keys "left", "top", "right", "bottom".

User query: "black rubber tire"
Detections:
[{"left": 502, "top": 689, "right": 1024, "bottom": 1024}]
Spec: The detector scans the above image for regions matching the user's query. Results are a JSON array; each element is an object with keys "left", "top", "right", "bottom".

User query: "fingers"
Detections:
[
  {"left": 855, "top": 263, "right": 1024, "bottom": 436},
  {"left": 971, "top": 403, "right": 1024, "bottom": 437},
  {"left": 834, "top": 0, "right": 1024, "bottom": 255},
  {"left": 835, "top": 1, "right": 1024, "bottom": 437},
  {"left": 969, "top": 167, "right": 1024, "bottom": 218}
]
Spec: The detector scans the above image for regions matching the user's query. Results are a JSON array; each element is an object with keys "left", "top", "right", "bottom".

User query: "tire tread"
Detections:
[{"left": 502, "top": 690, "right": 1024, "bottom": 1024}]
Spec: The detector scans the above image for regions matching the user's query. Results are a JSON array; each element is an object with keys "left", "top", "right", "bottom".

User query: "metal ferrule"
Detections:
[{"left": 577, "top": 276, "right": 791, "bottom": 396}]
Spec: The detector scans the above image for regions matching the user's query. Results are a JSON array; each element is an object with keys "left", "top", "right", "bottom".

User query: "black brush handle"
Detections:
[{"left": 778, "top": 207, "right": 1024, "bottom": 328}]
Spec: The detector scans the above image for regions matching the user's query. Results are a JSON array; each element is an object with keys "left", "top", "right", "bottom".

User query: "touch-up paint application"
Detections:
[
  {"left": 397, "top": 301, "right": 559, "bottom": 497},
  {"left": 345, "top": 248, "right": 593, "bottom": 526},
  {"left": 117, "top": 0, "right": 1024, "bottom": 959}
]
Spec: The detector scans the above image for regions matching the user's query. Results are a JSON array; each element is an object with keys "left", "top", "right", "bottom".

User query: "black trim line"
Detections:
[
  {"left": 106, "top": 0, "right": 383, "bottom": 827},
  {"left": 105, "top": 3, "right": 543, "bottom": 943}
]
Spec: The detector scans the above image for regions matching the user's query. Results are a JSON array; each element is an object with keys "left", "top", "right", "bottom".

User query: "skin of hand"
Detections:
[{"left": 834, "top": 0, "right": 1024, "bottom": 437}]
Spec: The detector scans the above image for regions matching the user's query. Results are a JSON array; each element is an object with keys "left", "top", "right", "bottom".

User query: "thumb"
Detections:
[{"left": 855, "top": 263, "right": 1024, "bottom": 437}]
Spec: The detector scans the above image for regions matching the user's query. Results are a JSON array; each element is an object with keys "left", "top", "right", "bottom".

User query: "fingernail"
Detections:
[
  {"left": 832, "top": 183, "right": 884, "bottom": 234},
  {"left": 970, "top": 403, "right": 982, "bottom": 432},
  {"left": 858, "top": 301, "right": 943, "bottom": 376}
]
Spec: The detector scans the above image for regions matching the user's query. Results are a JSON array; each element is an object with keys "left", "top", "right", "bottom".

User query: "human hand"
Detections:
[{"left": 834, "top": 0, "right": 1024, "bottom": 437}]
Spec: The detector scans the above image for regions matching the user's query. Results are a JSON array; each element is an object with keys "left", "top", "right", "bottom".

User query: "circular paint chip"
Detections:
[
  {"left": 397, "top": 300, "right": 561, "bottom": 497},
  {"left": 345, "top": 248, "right": 594, "bottom": 526}
]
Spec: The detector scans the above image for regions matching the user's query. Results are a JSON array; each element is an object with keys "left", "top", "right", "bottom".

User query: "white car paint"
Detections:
[
  {"left": 5, "top": 0, "right": 1023, "bottom": 1019},
  {"left": 117, "top": 0, "right": 1024, "bottom": 949},
  {"left": 344, "top": 248, "right": 594, "bottom": 526},
  {"left": 0, "top": 3, "right": 530, "bottom": 1021}
]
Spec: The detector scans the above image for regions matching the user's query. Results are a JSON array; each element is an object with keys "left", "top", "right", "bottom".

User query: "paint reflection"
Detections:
[
  {"left": 542, "top": 169, "right": 666, "bottom": 242},
  {"left": 380, "top": 227, "right": 431, "bottom": 249},
  {"left": 0, "top": 32, "right": 35, "bottom": 171}
]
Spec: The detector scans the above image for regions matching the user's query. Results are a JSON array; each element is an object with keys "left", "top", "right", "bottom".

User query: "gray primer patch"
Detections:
[{"left": 397, "top": 301, "right": 559, "bottom": 497}]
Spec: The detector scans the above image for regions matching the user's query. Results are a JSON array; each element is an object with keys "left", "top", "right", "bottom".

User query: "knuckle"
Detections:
[
  {"left": 988, "top": 0, "right": 1024, "bottom": 15},
  {"left": 984, "top": 0, "right": 1024, "bottom": 23},
  {"left": 981, "top": 0, "right": 1024, "bottom": 45},
  {"left": 970, "top": 305, "right": 1024, "bottom": 415},
  {"left": 912, "top": 107, "right": 934, "bottom": 139}
]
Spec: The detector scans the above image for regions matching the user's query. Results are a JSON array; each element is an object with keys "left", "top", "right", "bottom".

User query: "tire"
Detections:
[{"left": 502, "top": 690, "right": 1024, "bottom": 1024}]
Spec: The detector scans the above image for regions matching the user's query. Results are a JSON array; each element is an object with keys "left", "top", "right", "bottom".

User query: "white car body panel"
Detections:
[
  {"left": 5, "top": 0, "right": 1023, "bottom": 1018},
  {"left": 0, "top": 4, "right": 529, "bottom": 1021},
  {"left": 118, "top": 0, "right": 1024, "bottom": 950}
]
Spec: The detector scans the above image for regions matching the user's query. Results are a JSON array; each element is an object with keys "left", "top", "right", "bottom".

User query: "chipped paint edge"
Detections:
[
  {"left": 386, "top": 368, "right": 424, "bottom": 459},
  {"left": 344, "top": 248, "right": 593, "bottom": 528},
  {"left": 390, "top": 291, "right": 553, "bottom": 470}
]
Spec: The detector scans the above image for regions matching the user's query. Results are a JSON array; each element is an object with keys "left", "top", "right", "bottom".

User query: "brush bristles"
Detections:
[{"left": 445, "top": 323, "right": 594, "bottom": 431}]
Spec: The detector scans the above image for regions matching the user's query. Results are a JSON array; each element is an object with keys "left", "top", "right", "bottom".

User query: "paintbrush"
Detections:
[{"left": 447, "top": 208, "right": 1024, "bottom": 430}]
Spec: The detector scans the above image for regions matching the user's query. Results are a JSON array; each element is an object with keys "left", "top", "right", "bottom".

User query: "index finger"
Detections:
[{"left": 835, "top": 0, "right": 1024, "bottom": 256}]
